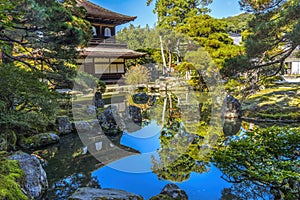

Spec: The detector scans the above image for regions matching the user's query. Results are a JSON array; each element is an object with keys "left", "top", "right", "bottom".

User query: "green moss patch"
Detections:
[
  {"left": 0, "top": 152, "right": 27, "bottom": 200},
  {"left": 242, "top": 84, "right": 300, "bottom": 121}
]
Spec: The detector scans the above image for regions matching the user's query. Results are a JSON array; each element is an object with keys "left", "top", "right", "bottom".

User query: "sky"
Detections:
[{"left": 90, "top": 0, "right": 242, "bottom": 30}]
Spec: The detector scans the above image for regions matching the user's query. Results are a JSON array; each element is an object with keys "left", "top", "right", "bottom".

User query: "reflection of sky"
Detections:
[
  {"left": 92, "top": 120, "right": 231, "bottom": 200},
  {"left": 92, "top": 163, "right": 230, "bottom": 200},
  {"left": 121, "top": 120, "right": 162, "bottom": 153}
]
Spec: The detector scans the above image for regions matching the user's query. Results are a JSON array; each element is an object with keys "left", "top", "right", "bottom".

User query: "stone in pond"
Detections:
[
  {"left": 18, "top": 132, "right": 60, "bottom": 149},
  {"left": 68, "top": 187, "right": 143, "bottom": 200},
  {"left": 132, "top": 93, "right": 149, "bottom": 104},
  {"left": 150, "top": 183, "right": 188, "bottom": 200},
  {"left": 221, "top": 95, "right": 243, "bottom": 119},
  {"left": 56, "top": 116, "right": 72, "bottom": 134}
]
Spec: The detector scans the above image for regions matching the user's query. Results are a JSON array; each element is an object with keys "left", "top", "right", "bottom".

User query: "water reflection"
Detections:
[{"left": 43, "top": 88, "right": 277, "bottom": 199}]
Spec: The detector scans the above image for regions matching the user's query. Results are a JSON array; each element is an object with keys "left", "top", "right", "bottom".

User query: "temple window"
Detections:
[
  {"left": 92, "top": 26, "right": 97, "bottom": 36},
  {"left": 104, "top": 27, "right": 111, "bottom": 37}
]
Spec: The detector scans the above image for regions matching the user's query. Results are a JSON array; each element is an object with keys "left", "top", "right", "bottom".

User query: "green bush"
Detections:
[{"left": 73, "top": 71, "right": 106, "bottom": 93}]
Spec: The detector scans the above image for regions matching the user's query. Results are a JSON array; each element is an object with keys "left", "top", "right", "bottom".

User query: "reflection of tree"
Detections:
[
  {"left": 220, "top": 181, "right": 273, "bottom": 200},
  {"left": 213, "top": 126, "right": 300, "bottom": 200},
  {"left": 151, "top": 94, "right": 215, "bottom": 182}
]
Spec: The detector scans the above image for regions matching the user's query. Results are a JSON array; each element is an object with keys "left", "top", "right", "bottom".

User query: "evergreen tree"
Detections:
[
  {"left": 147, "top": 0, "right": 212, "bottom": 29},
  {"left": 0, "top": 0, "right": 92, "bottom": 145},
  {"left": 239, "top": 0, "right": 300, "bottom": 75}
]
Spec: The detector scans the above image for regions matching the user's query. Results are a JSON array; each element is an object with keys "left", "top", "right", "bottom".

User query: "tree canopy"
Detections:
[
  {"left": 237, "top": 0, "right": 300, "bottom": 75},
  {"left": 0, "top": 0, "right": 92, "bottom": 147},
  {"left": 147, "top": 0, "right": 212, "bottom": 29}
]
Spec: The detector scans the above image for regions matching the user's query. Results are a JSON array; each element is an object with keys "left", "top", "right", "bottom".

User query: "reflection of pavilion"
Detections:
[{"left": 80, "top": 131, "right": 140, "bottom": 166}]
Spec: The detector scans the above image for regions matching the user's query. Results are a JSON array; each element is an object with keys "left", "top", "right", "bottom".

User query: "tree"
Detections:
[
  {"left": 0, "top": 0, "right": 92, "bottom": 88},
  {"left": 147, "top": 0, "right": 212, "bottom": 29},
  {"left": 178, "top": 15, "right": 245, "bottom": 72},
  {"left": 212, "top": 126, "right": 300, "bottom": 199},
  {"left": 221, "top": 13, "right": 253, "bottom": 33},
  {"left": 0, "top": 0, "right": 92, "bottom": 146},
  {"left": 238, "top": 0, "right": 300, "bottom": 76},
  {"left": 123, "top": 65, "right": 150, "bottom": 85}
]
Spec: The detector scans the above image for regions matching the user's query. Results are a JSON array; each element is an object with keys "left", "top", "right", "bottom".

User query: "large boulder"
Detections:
[
  {"left": 18, "top": 132, "right": 60, "bottom": 149},
  {"left": 56, "top": 116, "right": 72, "bottom": 134},
  {"left": 9, "top": 151, "right": 48, "bottom": 199},
  {"left": 150, "top": 184, "right": 188, "bottom": 200},
  {"left": 97, "top": 105, "right": 122, "bottom": 136},
  {"left": 126, "top": 106, "right": 142, "bottom": 123},
  {"left": 221, "top": 95, "right": 243, "bottom": 119},
  {"left": 68, "top": 187, "right": 143, "bottom": 200}
]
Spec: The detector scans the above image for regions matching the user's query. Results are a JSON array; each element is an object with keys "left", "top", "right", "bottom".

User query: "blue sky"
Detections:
[{"left": 90, "top": 0, "right": 242, "bottom": 29}]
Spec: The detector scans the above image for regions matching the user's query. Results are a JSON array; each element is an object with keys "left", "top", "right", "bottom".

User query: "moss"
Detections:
[
  {"left": 243, "top": 84, "right": 300, "bottom": 121},
  {"left": 0, "top": 152, "right": 27, "bottom": 200},
  {"left": 149, "top": 194, "right": 180, "bottom": 200}
]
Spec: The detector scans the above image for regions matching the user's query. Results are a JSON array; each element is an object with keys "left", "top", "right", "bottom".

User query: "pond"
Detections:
[{"left": 37, "top": 88, "right": 274, "bottom": 200}]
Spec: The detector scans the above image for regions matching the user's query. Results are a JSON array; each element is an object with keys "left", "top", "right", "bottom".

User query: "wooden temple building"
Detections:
[{"left": 76, "top": 0, "right": 145, "bottom": 82}]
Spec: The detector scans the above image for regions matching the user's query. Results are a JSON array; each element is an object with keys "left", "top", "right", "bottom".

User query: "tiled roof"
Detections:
[{"left": 77, "top": 0, "right": 136, "bottom": 25}]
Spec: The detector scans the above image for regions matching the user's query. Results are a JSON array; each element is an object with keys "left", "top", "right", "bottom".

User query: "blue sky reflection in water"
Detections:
[{"left": 92, "top": 120, "right": 231, "bottom": 200}]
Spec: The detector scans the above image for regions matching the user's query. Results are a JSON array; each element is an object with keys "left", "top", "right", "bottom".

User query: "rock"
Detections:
[
  {"left": 93, "top": 91, "right": 104, "bottom": 108},
  {"left": 68, "top": 187, "right": 143, "bottom": 200},
  {"left": 222, "top": 119, "right": 242, "bottom": 137},
  {"left": 125, "top": 106, "right": 142, "bottom": 123},
  {"left": 18, "top": 132, "right": 60, "bottom": 149},
  {"left": 9, "top": 151, "right": 48, "bottom": 199},
  {"left": 86, "top": 105, "right": 97, "bottom": 115},
  {"left": 57, "top": 116, "right": 72, "bottom": 134},
  {"left": 73, "top": 121, "right": 92, "bottom": 132},
  {"left": 221, "top": 95, "right": 243, "bottom": 119},
  {"left": 89, "top": 119, "right": 100, "bottom": 129},
  {"left": 150, "top": 184, "right": 188, "bottom": 200},
  {"left": 132, "top": 93, "right": 149, "bottom": 104},
  {"left": 97, "top": 105, "right": 122, "bottom": 136}
]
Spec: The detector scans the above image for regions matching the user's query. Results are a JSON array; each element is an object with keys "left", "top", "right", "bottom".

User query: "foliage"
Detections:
[
  {"left": 178, "top": 15, "right": 245, "bottom": 73},
  {"left": 238, "top": 0, "right": 300, "bottom": 76},
  {"left": 0, "top": 0, "right": 92, "bottom": 147},
  {"left": 212, "top": 126, "right": 300, "bottom": 199},
  {"left": 116, "top": 24, "right": 160, "bottom": 50},
  {"left": 0, "top": 64, "right": 58, "bottom": 134},
  {"left": 0, "top": 152, "right": 27, "bottom": 200},
  {"left": 0, "top": 0, "right": 92, "bottom": 88},
  {"left": 147, "top": 0, "right": 212, "bottom": 29},
  {"left": 123, "top": 65, "right": 150, "bottom": 85},
  {"left": 73, "top": 70, "right": 106, "bottom": 93},
  {"left": 220, "top": 13, "right": 254, "bottom": 33}
]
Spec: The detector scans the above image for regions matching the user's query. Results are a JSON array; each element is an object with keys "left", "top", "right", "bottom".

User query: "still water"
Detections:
[
  {"left": 91, "top": 120, "right": 230, "bottom": 200},
  {"left": 40, "top": 92, "right": 272, "bottom": 200}
]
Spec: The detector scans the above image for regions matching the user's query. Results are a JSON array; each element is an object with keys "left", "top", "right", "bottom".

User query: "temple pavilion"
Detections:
[{"left": 76, "top": 0, "right": 145, "bottom": 82}]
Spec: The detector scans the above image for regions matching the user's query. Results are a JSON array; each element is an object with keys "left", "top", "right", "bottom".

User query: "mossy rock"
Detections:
[
  {"left": 19, "top": 132, "right": 60, "bottom": 149},
  {"left": 0, "top": 152, "right": 28, "bottom": 200},
  {"left": 150, "top": 194, "right": 180, "bottom": 200}
]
